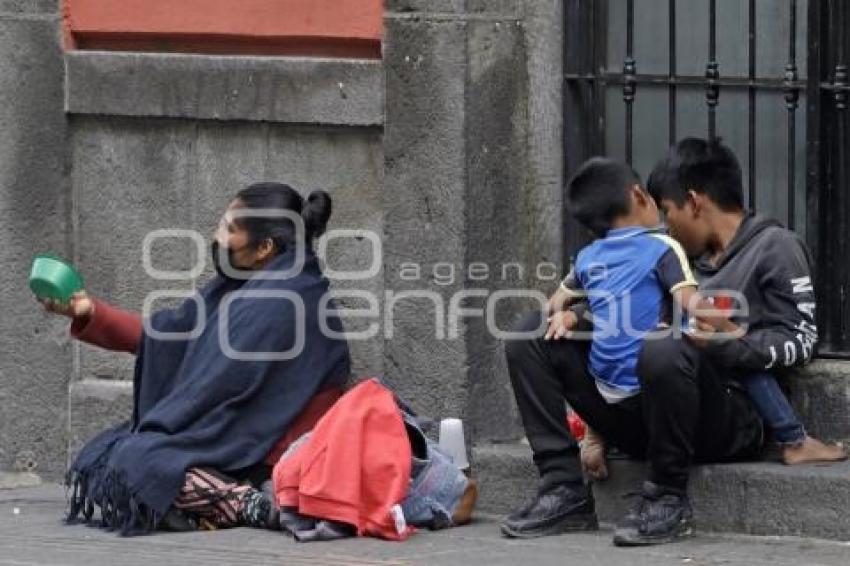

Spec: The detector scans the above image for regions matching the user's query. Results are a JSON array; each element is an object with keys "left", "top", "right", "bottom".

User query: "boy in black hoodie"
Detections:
[{"left": 644, "top": 137, "right": 844, "bottom": 467}]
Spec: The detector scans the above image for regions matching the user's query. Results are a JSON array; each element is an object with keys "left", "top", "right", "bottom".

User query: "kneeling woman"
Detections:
[{"left": 43, "top": 183, "right": 351, "bottom": 534}]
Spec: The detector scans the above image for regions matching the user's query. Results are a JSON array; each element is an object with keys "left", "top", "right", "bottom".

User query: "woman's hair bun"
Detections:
[{"left": 302, "top": 190, "right": 332, "bottom": 239}]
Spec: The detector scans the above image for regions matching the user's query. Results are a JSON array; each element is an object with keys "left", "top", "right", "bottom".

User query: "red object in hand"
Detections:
[
  {"left": 567, "top": 412, "right": 586, "bottom": 442},
  {"left": 713, "top": 295, "right": 733, "bottom": 311}
]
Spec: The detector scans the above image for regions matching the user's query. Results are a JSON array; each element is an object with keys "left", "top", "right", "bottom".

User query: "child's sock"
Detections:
[{"left": 782, "top": 436, "right": 847, "bottom": 465}]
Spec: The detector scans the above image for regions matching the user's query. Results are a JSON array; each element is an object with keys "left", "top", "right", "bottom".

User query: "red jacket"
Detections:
[
  {"left": 70, "top": 299, "right": 340, "bottom": 465},
  {"left": 273, "top": 379, "right": 413, "bottom": 541},
  {"left": 71, "top": 299, "right": 143, "bottom": 354}
]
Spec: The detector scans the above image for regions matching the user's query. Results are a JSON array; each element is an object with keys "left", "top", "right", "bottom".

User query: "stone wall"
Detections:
[
  {"left": 383, "top": 0, "right": 564, "bottom": 442},
  {"left": 0, "top": 0, "right": 69, "bottom": 479}
]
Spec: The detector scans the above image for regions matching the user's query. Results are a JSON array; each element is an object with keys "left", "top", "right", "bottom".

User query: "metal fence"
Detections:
[{"left": 564, "top": 0, "right": 849, "bottom": 356}]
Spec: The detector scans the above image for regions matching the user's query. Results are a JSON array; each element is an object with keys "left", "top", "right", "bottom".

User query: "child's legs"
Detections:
[{"left": 740, "top": 372, "right": 805, "bottom": 445}]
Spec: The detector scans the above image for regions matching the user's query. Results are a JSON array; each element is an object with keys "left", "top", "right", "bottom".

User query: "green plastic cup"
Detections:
[{"left": 29, "top": 255, "right": 84, "bottom": 304}]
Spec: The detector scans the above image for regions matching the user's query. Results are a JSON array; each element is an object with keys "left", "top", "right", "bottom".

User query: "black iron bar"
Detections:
[
  {"left": 748, "top": 0, "right": 757, "bottom": 209},
  {"left": 835, "top": 67, "right": 848, "bottom": 110},
  {"left": 819, "top": 0, "right": 849, "bottom": 353},
  {"left": 565, "top": 73, "right": 804, "bottom": 91},
  {"left": 785, "top": 0, "right": 799, "bottom": 229},
  {"left": 706, "top": 0, "right": 719, "bottom": 138},
  {"left": 821, "top": 82, "right": 850, "bottom": 93},
  {"left": 593, "top": 0, "right": 608, "bottom": 156},
  {"left": 835, "top": 0, "right": 848, "bottom": 346},
  {"left": 804, "top": 0, "right": 823, "bottom": 309},
  {"left": 669, "top": 0, "right": 677, "bottom": 145},
  {"left": 624, "top": 0, "right": 636, "bottom": 163}
]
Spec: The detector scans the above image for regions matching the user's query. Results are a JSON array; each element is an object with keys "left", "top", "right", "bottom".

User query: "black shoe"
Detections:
[
  {"left": 159, "top": 508, "right": 198, "bottom": 532},
  {"left": 279, "top": 506, "right": 318, "bottom": 535},
  {"left": 612, "top": 481, "right": 694, "bottom": 546},
  {"left": 239, "top": 489, "right": 280, "bottom": 530},
  {"left": 500, "top": 482, "right": 598, "bottom": 539}
]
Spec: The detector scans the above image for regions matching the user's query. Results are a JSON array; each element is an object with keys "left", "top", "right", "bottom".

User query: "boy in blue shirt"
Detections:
[
  {"left": 554, "top": 159, "right": 698, "bottom": 402},
  {"left": 501, "top": 157, "right": 703, "bottom": 542},
  {"left": 547, "top": 158, "right": 698, "bottom": 480}
]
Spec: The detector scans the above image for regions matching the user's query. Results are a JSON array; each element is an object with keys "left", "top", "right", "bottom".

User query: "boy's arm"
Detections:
[
  {"left": 709, "top": 232, "right": 817, "bottom": 371},
  {"left": 674, "top": 286, "right": 700, "bottom": 316},
  {"left": 547, "top": 269, "right": 583, "bottom": 314},
  {"left": 545, "top": 268, "right": 594, "bottom": 339},
  {"left": 652, "top": 235, "right": 700, "bottom": 317}
]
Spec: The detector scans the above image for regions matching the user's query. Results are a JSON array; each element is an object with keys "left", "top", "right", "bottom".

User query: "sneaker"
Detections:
[
  {"left": 500, "top": 482, "right": 598, "bottom": 538},
  {"left": 612, "top": 481, "right": 694, "bottom": 546}
]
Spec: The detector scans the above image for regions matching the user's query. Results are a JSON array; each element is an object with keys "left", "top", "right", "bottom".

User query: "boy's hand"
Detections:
[
  {"left": 693, "top": 297, "right": 742, "bottom": 336},
  {"left": 684, "top": 319, "right": 716, "bottom": 348},
  {"left": 546, "top": 286, "right": 573, "bottom": 315},
  {"left": 686, "top": 306, "right": 744, "bottom": 348},
  {"left": 545, "top": 310, "right": 578, "bottom": 340}
]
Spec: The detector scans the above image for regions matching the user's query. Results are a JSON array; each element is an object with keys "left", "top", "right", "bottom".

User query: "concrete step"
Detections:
[
  {"left": 786, "top": 360, "right": 850, "bottom": 444},
  {"left": 0, "top": 472, "right": 41, "bottom": 490},
  {"left": 68, "top": 379, "right": 133, "bottom": 462},
  {"left": 473, "top": 442, "right": 850, "bottom": 541},
  {"left": 65, "top": 362, "right": 850, "bottom": 540}
]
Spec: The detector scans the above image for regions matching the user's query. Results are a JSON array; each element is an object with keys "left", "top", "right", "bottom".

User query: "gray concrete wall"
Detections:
[
  {"left": 0, "top": 1, "right": 69, "bottom": 480},
  {"left": 65, "top": 52, "right": 384, "bottom": 127},
  {"left": 383, "top": 0, "right": 564, "bottom": 442},
  {"left": 465, "top": 0, "right": 565, "bottom": 441}
]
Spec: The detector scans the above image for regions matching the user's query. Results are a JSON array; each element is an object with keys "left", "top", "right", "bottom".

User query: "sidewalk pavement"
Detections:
[{"left": 1, "top": 485, "right": 848, "bottom": 566}]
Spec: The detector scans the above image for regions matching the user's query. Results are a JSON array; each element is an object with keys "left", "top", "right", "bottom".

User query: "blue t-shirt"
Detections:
[{"left": 568, "top": 226, "right": 696, "bottom": 402}]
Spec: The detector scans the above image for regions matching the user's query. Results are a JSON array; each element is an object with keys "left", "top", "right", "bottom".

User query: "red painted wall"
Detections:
[{"left": 64, "top": 0, "right": 383, "bottom": 58}]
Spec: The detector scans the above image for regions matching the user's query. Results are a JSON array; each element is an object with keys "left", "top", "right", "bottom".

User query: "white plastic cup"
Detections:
[{"left": 438, "top": 418, "right": 470, "bottom": 470}]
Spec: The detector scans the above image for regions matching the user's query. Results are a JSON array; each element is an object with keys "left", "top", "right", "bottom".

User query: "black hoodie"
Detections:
[{"left": 695, "top": 212, "right": 818, "bottom": 372}]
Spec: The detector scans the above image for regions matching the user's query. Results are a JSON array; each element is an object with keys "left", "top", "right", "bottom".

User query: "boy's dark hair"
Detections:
[
  {"left": 566, "top": 157, "right": 641, "bottom": 237},
  {"left": 647, "top": 137, "right": 744, "bottom": 212}
]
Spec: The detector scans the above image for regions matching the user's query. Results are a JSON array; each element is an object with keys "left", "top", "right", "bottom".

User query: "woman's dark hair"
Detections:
[{"left": 234, "top": 182, "right": 332, "bottom": 253}]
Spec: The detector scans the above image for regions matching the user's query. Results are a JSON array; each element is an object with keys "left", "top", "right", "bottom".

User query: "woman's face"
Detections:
[{"left": 213, "top": 200, "right": 273, "bottom": 271}]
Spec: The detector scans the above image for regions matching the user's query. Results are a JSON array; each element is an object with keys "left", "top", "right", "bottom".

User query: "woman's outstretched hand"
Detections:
[{"left": 41, "top": 291, "right": 94, "bottom": 320}]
